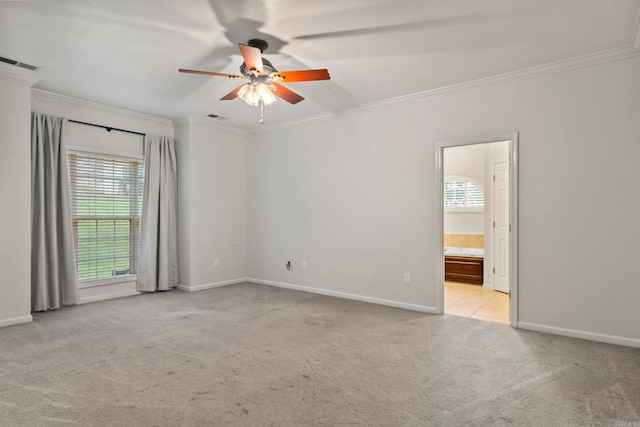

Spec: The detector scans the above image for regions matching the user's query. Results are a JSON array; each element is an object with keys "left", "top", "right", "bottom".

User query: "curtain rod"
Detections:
[{"left": 68, "top": 119, "right": 146, "bottom": 136}]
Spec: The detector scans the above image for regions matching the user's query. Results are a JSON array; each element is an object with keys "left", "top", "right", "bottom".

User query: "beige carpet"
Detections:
[{"left": 0, "top": 282, "right": 639, "bottom": 426}]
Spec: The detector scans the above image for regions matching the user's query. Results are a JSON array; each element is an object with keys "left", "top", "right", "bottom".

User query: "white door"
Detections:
[{"left": 493, "top": 161, "right": 510, "bottom": 293}]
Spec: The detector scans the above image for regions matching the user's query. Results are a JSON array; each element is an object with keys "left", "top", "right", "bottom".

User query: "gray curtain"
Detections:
[
  {"left": 31, "top": 112, "right": 78, "bottom": 311},
  {"left": 136, "top": 135, "right": 179, "bottom": 292}
]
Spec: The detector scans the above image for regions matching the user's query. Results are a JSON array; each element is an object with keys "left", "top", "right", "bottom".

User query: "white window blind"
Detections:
[
  {"left": 444, "top": 176, "right": 484, "bottom": 209},
  {"left": 444, "top": 180, "right": 466, "bottom": 208},
  {"left": 466, "top": 182, "right": 484, "bottom": 207},
  {"left": 68, "top": 152, "right": 144, "bottom": 282}
]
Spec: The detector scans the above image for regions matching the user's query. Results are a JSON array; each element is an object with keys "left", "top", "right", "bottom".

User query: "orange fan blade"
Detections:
[
  {"left": 238, "top": 43, "right": 264, "bottom": 75},
  {"left": 220, "top": 85, "right": 245, "bottom": 101},
  {"left": 179, "top": 68, "right": 244, "bottom": 79},
  {"left": 272, "top": 83, "right": 304, "bottom": 104},
  {"left": 271, "top": 69, "right": 330, "bottom": 82}
]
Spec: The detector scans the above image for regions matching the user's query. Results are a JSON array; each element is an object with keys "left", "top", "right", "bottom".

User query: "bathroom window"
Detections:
[{"left": 444, "top": 176, "right": 484, "bottom": 211}]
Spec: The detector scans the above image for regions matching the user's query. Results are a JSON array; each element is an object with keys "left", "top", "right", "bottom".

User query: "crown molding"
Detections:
[
  {"left": 245, "top": 109, "right": 342, "bottom": 136},
  {"left": 0, "top": 62, "right": 40, "bottom": 87},
  {"left": 31, "top": 89, "right": 173, "bottom": 127},
  {"left": 29, "top": 36, "right": 640, "bottom": 138},
  {"left": 248, "top": 44, "right": 640, "bottom": 136},
  {"left": 386, "top": 44, "right": 640, "bottom": 107},
  {"left": 173, "top": 117, "right": 246, "bottom": 136}
]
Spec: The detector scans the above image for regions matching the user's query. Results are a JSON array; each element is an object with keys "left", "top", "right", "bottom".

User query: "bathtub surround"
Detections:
[
  {"left": 0, "top": 283, "right": 638, "bottom": 426},
  {"left": 444, "top": 234, "right": 484, "bottom": 248},
  {"left": 444, "top": 247, "right": 484, "bottom": 257}
]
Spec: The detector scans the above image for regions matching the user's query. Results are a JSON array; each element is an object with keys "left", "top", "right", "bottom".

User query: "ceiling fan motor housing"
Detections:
[
  {"left": 240, "top": 58, "right": 276, "bottom": 79},
  {"left": 248, "top": 39, "right": 269, "bottom": 52}
]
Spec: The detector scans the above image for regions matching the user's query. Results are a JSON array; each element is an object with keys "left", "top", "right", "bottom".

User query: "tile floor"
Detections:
[{"left": 444, "top": 281, "right": 509, "bottom": 324}]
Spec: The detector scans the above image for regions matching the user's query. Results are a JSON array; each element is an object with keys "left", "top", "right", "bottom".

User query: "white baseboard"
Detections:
[
  {"left": 518, "top": 321, "right": 640, "bottom": 349},
  {"left": 0, "top": 315, "right": 33, "bottom": 328},
  {"left": 177, "top": 278, "right": 247, "bottom": 293},
  {"left": 79, "top": 289, "right": 141, "bottom": 305},
  {"left": 247, "top": 278, "right": 438, "bottom": 314}
]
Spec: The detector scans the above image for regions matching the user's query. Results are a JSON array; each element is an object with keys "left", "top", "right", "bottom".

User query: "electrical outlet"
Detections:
[
  {"left": 403, "top": 272, "right": 411, "bottom": 284},
  {"left": 214, "top": 258, "right": 220, "bottom": 267},
  {"left": 301, "top": 261, "right": 308, "bottom": 271}
]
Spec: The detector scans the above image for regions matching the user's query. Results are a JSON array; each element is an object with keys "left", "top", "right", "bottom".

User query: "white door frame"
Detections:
[{"left": 435, "top": 132, "right": 519, "bottom": 326}]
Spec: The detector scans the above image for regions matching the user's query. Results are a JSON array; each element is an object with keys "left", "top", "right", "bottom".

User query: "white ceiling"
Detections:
[{"left": 1, "top": 0, "right": 639, "bottom": 130}]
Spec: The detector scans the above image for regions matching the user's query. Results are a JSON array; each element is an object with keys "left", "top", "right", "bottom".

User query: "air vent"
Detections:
[
  {"left": 0, "top": 56, "right": 38, "bottom": 71},
  {"left": 207, "top": 114, "right": 227, "bottom": 121}
]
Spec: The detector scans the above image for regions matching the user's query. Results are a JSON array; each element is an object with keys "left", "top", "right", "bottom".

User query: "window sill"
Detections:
[
  {"left": 78, "top": 275, "right": 138, "bottom": 289},
  {"left": 445, "top": 208, "right": 484, "bottom": 213}
]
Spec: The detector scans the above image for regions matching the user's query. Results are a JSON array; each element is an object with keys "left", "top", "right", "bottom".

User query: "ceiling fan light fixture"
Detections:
[
  {"left": 238, "top": 83, "right": 258, "bottom": 106},
  {"left": 256, "top": 82, "right": 276, "bottom": 105}
]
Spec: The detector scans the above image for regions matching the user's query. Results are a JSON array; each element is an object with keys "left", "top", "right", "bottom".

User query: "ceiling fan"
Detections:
[{"left": 179, "top": 39, "right": 330, "bottom": 122}]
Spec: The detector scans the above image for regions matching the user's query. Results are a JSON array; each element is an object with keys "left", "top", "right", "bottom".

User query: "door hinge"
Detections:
[
  {"left": 493, "top": 221, "right": 495, "bottom": 228},
  {"left": 493, "top": 267, "right": 495, "bottom": 274},
  {"left": 509, "top": 224, "right": 512, "bottom": 232},
  {"left": 493, "top": 174, "right": 495, "bottom": 182}
]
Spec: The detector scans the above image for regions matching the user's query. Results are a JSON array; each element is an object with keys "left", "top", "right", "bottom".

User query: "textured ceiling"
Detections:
[{"left": 1, "top": 0, "right": 639, "bottom": 129}]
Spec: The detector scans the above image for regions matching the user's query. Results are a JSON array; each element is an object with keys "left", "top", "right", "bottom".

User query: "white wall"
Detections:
[
  {"left": 175, "top": 122, "right": 192, "bottom": 288},
  {"left": 175, "top": 119, "right": 247, "bottom": 291},
  {"left": 247, "top": 113, "right": 440, "bottom": 310},
  {"left": 444, "top": 214, "right": 484, "bottom": 235},
  {"left": 3, "top": 50, "right": 639, "bottom": 348},
  {"left": 0, "top": 64, "right": 39, "bottom": 327},
  {"left": 443, "top": 143, "right": 485, "bottom": 180},
  {"left": 247, "top": 55, "right": 640, "bottom": 344}
]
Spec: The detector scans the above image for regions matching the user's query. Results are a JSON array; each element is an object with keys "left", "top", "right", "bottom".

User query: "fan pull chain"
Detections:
[{"left": 260, "top": 101, "right": 264, "bottom": 125}]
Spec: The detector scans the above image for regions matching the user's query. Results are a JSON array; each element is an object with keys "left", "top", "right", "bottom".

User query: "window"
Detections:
[
  {"left": 444, "top": 176, "right": 484, "bottom": 211},
  {"left": 68, "top": 152, "right": 144, "bottom": 282}
]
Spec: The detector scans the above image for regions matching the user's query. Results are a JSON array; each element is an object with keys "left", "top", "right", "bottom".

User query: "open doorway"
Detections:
[{"left": 436, "top": 134, "right": 518, "bottom": 326}]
